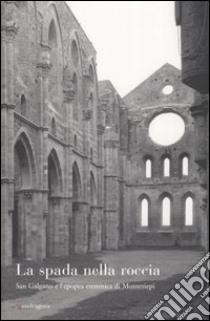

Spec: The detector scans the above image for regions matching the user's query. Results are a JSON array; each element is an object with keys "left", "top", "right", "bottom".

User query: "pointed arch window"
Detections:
[
  {"left": 51, "top": 118, "right": 56, "bottom": 136},
  {"left": 21, "top": 94, "right": 27, "bottom": 116},
  {"left": 185, "top": 196, "right": 194, "bottom": 226},
  {"left": 140, "top": 198, "right": 149, "bottom": 227},
  {"left": 73, "top": 73, "right": 78, "bottom": 120},
  {"left": 162, "top": 197, "right": 171, "bottom": 226},
  {"left": 74, "top": 135, "right": 77, "bottom": 149},
  {"left": 48, "top": 18, "right": 63, "bottom": 112},
  {"left": 71, "top": 40, "right": 79, "bottom": 67},
  {"left": 145, "top": 158, "right": 152, "bottom": 178},
  {"left": 163, "top": 157, "right": 171, "bottom": 177},
  {"left": 90, "top": 148, "right": 93, "bottom": 162},
  {"left": 182, "top": 156, "right": 189, "bottom": 176},
  {"left": 89, "top": 64, "right": 94, "bottom": 82}
]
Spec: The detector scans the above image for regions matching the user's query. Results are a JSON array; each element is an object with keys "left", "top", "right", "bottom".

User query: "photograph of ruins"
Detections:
[{"left": 1, "top": 1, "right": 209, "bottom": 320}]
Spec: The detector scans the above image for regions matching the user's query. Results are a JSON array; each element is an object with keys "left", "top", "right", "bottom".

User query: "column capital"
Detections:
[
  {"left": 36, "top": 63, "right": 51, "bottom": 77},
  {"left": 36, "top": 43, "right": 52, "bottom": 75},
  {"left": 1, "top": 24, "right": 18, "bottom": 42},
  {"left": 1, "top": 103, "right": 16, "bottom": 110}
]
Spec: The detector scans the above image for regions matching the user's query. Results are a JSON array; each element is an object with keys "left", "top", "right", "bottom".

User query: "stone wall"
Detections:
[
  {"left": 1, "top": 1, "right": 103, "bottom": 266},
  {"left": 124, "top": 64, "right": 207, "bottom": 247}
]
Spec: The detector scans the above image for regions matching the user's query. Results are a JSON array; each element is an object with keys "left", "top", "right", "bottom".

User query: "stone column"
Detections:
[
  {"left": 191, "top": 96, "right": 209, "bottom": 250},
  {"left": 177, "top": 1, "right": 209, "bottom": 94},
  {"left": 97, "top": 124, "right": 105, "bottom": 249},
  {"left": 1, "top": 1, "right": 18, "bottom": 266},
  {"left": 82, "top": 109, "right": 93, "bottom": 252},
  {"left": 36, "top": 44, "right": 52, "bottom": 259},
  {"left": 63, "top": 87, "right": 75, "bottom": 255},
  {"left": 104, "top": 129, "right": 120, "bottom": 250},
  {"left": 47, "top": 196, "right": 68, "bottom": 257},
  {"left": 97, "top": 102, "right": 106, "bottom": 249},
  {"left": 73, "top": 202, "right": 89, "bottom": 254},
  {"left": 89, "top": 206, "right": 103, "bottom": 252}
]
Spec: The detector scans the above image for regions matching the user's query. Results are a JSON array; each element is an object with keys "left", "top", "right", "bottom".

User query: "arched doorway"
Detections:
[
  {"left": 14, "top": 132, "right": 36, "bottom": 258},
  {"left": 47, "top": 149, "right": 63, "bottom": 257}
]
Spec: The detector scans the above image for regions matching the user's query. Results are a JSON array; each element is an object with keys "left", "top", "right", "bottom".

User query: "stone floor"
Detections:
[{"left": 1, "top": 250, "right": 204, "bottom": 320}]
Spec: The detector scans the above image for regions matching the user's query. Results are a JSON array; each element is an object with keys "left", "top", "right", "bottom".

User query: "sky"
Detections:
[{"left": 66, "top": 1, "right": 181, "bottom": 97}]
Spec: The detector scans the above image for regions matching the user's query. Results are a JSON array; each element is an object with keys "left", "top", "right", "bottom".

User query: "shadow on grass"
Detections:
[{"left": 1, "top": 254, "right": 102, "bottom": 302}]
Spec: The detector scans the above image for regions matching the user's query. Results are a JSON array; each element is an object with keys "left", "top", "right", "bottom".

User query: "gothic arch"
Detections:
[
  {"left": 182, "top": 192, "right": 195, "bottom": 226},
  {"left": 89, "top": 64, "right": 94, "bottom": 82},
  {"left": 138, "top": 194, "right": 151, "bottom": 229},
  {"left": 15, "top": 1, "right": 38, "bottom": 113},
  {"left": 87, "top": 56, "right": 98, "bottom": 97},
  {"left": 161, "top": 154, "right": 171, "bottom": 177},
  {"left": 14, "top": 130, "right": 37, "bottom": 189},
  {"left": 179, "top": 152, "right": 190, "bottom": 176},
  {"left": 90, "top": 171, "right": 97, "bottom": 206},
  {"left": 43, "top": 3, "right": 63, "bottom": 50},
  {"left": 144, "top": 155, "right": 153, "bottom": 178},
  {"left": 159, "top": 193, "right": 173, "bottom": 227},
  {"left": 69, "top": 30, "right": 82, "bottom": 70},
  {"left": 72, "top": 162, "right": 82, "bottom": 200},
  {"left": 13, "top": 129, "right": 37, "bottom": 258},
  {"left": 48, "top": 149, "right": 63, "bottom": 195},
  {"left": 43, "top": 3, "right": 64, "bottom": 112}
]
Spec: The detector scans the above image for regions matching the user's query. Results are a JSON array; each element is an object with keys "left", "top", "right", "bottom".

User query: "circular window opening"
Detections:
[
  {"left": 162, "top": 85, "right": 173, "bottom": 95},
  {"left": 71, "top": 40, "right": 79, "bottom": 67},
  {"left": 149, "top": 112, "right": 185, "bottom": 146}
]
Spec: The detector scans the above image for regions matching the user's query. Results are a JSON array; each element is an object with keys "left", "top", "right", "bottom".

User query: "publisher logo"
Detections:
[
  {"left": 16, "top": 302, "right": 51, "bottom": 311},
  {"left": 16, "top": 301, "right": 22, "bottom": 310}
]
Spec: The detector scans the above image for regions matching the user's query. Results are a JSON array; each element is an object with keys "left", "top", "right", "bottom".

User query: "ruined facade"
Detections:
[
  {"left": 1, "top": 1, "right": 208, "bottom": 266},
  {"left": 124, "top": 64, "right": 206, "bottom": 247}
]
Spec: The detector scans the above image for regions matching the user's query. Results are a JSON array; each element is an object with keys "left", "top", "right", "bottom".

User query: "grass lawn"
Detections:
[{"left": 1, "top": 254, "right": 101, "bottom": 302}]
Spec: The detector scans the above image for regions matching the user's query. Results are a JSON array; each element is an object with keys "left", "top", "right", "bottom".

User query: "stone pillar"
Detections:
[
  {"left": 97, "top": 124, "right": 105, "bottom": 248},
  {"left": 97, "top": 102, "right": 106, "bottom": 249},
  {"left": 47, "top": 196, "right": 68, "bottom": 257},
  {"left": 82, "top": 108, "right": 93, "bottom": 253},
  {"left": 1, "top": 1, "right": 18, "bottom": 266},
  {"left": 104, "top": 129, "right": 120, "bottom": 250},
  {"left": 36, "top": 44, "right": 52, "bottom": 259},
  {"left": 63, "top": 88, "right": 75, "bottom": 255},
  {"left": 177, "top": 1, "right": 209, "bottom": 93},
  {"left": 72, "top": 202, "right": 89, "bottom": 254},
  {"left": 89, "top": 206, "right": 102, "bottom": 252},
  {"left": 118, "top": 151, "right": 126, "bottom": 247},
  {"left": 190, "top": 100, "right": 208, "bottom": 187},
  {"left": 191, "top": 95, "right": 209, "bottom": 250},
  {"left": 83, "top": 109, "right": 92, "bottom": 184}
]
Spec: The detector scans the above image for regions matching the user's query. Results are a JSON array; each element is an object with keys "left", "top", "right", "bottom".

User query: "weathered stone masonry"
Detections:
[{"left": 1, "top": 1, "right": 208, "bottom": 266}]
